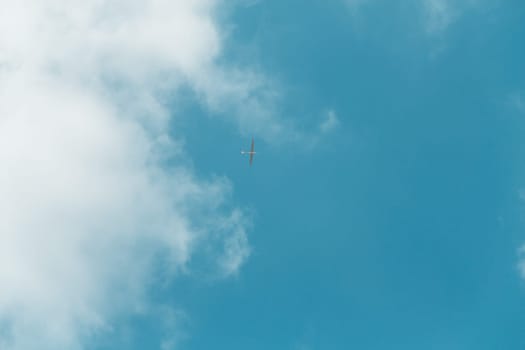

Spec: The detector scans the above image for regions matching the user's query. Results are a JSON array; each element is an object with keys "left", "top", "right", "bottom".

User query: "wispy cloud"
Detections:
[
  {"left": 510, "top": 91, "right": 525, "bottom": 113},
  {"left": 423, "top": 0, "right": 458, "bottom": 35},
  {"left": 159, "top": 308, "right": 190, "bottom": 350},
  {"left": 423, "top": 0, "right": 493, "bottom": 36},
  {"left": 343, "top": 0, "right": 490, "bottom": 39},
  {"left": 0, "top": 0, "right": 265, "bottom": 348},
  {"left": 518, "top": 246, "right": 525, "bottom": 280},
  {"left": 320, "top": 110, "right": 341, "bottom": 133},
  {"left": 345, "top": 0, "right": 368, "bottom": 14},
  {"left": 517, "top": 190, "right": 525, "bottom": 281}
]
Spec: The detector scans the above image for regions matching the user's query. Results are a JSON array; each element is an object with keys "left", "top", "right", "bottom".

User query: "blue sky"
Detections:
[
  {"left": 174, "top": 1, "right": 525, "bottom": 349},
  {"left": 1, "top": 1, "right": 525, "bottom": 349}
]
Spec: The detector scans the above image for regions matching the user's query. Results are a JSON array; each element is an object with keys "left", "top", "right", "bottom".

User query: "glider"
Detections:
[{"left": 241, "top": 138, "right": 256, "bottom": 166}]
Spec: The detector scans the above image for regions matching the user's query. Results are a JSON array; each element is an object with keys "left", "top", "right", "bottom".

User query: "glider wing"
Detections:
[{"left": 249, "top": 138, "right": 254, "bottom": 166}]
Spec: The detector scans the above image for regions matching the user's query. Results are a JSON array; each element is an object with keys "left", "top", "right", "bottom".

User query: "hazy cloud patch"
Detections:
[
  {"left": 320, "top": 110, "right": 341, "bottom": 133},
  {"left": 510, "top": 91, "right": 525, "bottom": 114}
]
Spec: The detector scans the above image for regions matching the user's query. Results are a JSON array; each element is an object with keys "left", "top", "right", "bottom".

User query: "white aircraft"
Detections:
[{"left": 240, "top": 137, "right": 256, "bottom": 166}]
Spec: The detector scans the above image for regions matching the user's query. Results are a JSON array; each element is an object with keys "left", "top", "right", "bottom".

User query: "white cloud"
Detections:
[
  {"left": 0, "top": 0, "right": 263, "bottom": 348},
  {"left": 0, "top": 0, "right": 292, "bottom": 143},
  {"left": 320, "top": 110, "right": 341, "bottom": 133}
]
